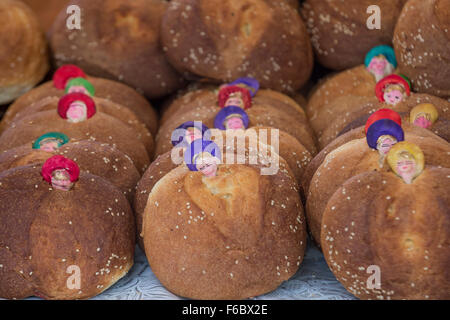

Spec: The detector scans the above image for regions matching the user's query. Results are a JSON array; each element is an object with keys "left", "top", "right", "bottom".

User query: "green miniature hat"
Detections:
[
  {"left": 32, "top": 132, "right": 70, "bottom": 150},
  {"left": 65, "top": 77, "right": 96, "bottom": 96}
]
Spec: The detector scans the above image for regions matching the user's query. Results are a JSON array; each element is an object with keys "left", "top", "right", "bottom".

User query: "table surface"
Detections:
[
  {"left": 19, "top": 237, "right": 356, "bottom": 300},
  {"left": 90, "top": 238, "right": 357, "bottom": 300}
]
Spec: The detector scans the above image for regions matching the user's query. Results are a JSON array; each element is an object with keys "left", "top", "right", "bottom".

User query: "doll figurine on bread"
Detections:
[{"left": 365, "top": 45, "right": 397, "bottom": 82}]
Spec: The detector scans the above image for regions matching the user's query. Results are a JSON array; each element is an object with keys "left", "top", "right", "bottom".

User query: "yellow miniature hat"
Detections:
[
  {"left": 410, "top": 103, "right": 439, "bottom": 125},
  {"left": 387, "top": 141, "right": 425, "bottom": 180}
]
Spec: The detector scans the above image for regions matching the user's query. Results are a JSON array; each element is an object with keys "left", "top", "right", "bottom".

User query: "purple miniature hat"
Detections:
[
  {"left": 171, "top": 121, "right": 211, "bottom": 147},
  {"left": 366, "top": 119, "right": 405, "bottom": 149},
  {"left": 229, "top": 77, "right": 260, "bottom": 97},
  {"left": 184, "top": 139, "right": 222, "bottom": 172},
  {"left": 214, "top": 106, "right": 250, "bottom": 130}
]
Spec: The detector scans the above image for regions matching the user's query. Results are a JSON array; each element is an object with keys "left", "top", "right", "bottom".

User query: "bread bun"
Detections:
[
  {"left": 301, "top": 0, "right": 406, "bottom": 70},
  {"left": 142, "top": 159, "right": 306, "bottom": 299},
  {"left": 302, "top": 122, "right": 447, "bottom": 195},
  {"left": 321, "top": 167, "right": 450, "bottom": 299},
  {"left": 0, "top": 140, "right": 140, "bottom": 202},
  {"left": 307, "top": 135, "right": 450, "bottom": 246},
  {"left": 394, "top": 0, "right": 450, "bottom": 98},
  {"left": 0, "top": 0, "right": 49, "bottom": 104},
  {"left": 5, "top": 96, "right": 154, "bottom": 156},
  {"left": 0, "top": 109, "right": 150, "bottom": 173},
  {"left": 49, "top": 0, "right": 186, "bottom": 99},
  {"left": 161, "top": 0, "right": 313, "bottom": 93},
  {"left": 1, "top": 76, "right": 158, "bottom": 136},
  {"left": 0, "top": 163, "right": 135, "bottom": 299}
]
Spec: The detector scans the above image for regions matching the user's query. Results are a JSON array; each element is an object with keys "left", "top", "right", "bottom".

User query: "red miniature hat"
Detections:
[
  {"left": 57, "top": 92, "right": 96, "bottom": 120},
  {"left": 41, "top": 155, "right": 80, "bottom": 184},
  {"left": 218, "top": 85, "right": 252, "bottom": 110},
  {"left": 365, "top": 109, "right": 402, "bottom": 134},
  {"left": 375, "top": 74, "right": 411, "bottom": 102},
  {"left": 53, "top": 65, "right": 87, "bottom": 90}
]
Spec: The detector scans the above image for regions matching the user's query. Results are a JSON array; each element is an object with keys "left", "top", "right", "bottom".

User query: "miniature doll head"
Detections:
[
  {"left": 185, "top": 139, "right": 222, "bottom": 177},
  {"left": 410, "top": 103, "right": 439, "bottom": 129},
  {"left": 387, "top": 142, "right": 424, "bottom": 184},
  {"left": 214, "top": 106, "right": 249, "bottom": 131},
  {"left": 375, "top": 74, "right": 411, "bottom": 106},
  {"left": 32, "top": 132, "right": 70, "bottom": 152},
  {"left": 58, "top": 92, "right": 97, "bottom": 123},
  {"left": 218, "top": 85, "right": 253, "bottom": 110},
  {"left": 41, "top": 155, "right": 80, "bottom": 191},
  {"left": 366, "top": 118, "right": 404, "bottom": 167},
  {"left": 65, "top": 77, "right": 96, "bottom": 97},
  {"left": 53, "top": 65, "right": 87, "bottom": 90},
  {"left": 365, "top": 45, "right": 397, "bottom": 82},
  {"left": 171, "top": 121, "right": 211, "bottom": 148}
]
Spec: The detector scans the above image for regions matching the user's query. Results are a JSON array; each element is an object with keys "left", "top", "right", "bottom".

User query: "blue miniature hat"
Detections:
[
  {"left": 32, "top": 132, "right": 70, "bottom": 150},
  {"left": 184, "top": 139, "right": 222, "bottom": 172},
  {"left": 214, "top": 106, "right": 250, "bottom": 130},
  {"left": 366, "top": 119, "right": 404, "bottom": 149},
  {"left": 228, "top": 77, "right": 260, "bottom": 97},
  {"left": 171, "top": 121, "right": 211, "bottom": 147},
  {"left": 365, "top": 45, "right": 397, "bottom": 69}
]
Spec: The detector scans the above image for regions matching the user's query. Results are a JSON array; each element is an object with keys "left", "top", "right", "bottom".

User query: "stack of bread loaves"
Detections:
[{"left": 0, "top": 64, "right": 159, "bottom": 299}]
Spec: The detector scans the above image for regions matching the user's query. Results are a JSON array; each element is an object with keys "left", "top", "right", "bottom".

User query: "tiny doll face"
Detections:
[
  {"left": 39, "top": 138, "right": 61, "bottom": 152},
  {"left": 383, "top": 85, "right": 405, "bottom": 106},
  {"left": 377, "top": 135, "right": 398, "bottom": 155},
  {"left": 225, "top": 92, "right": 244, "bottom": 108},
  {"left": 225, "top": 116, "right": 244, "bottom": 130},
  {"left": 67, "top": 101, "right": 87, "bottom": 123},
  {"left": 185, "top": 127, "right": 202, "bottom": 144},
  {"left": 67, "top": 85, "right": 89, "bottom": 95},
  {"left": 368, "top": 56, "right": 389, "bottom": 75},
  {"left": 51, "top": 169, "right": 73, "bottom": 191},
  {"left": 196, "top": 155, "right": 219, "bottom": 177},
  {"left": 396, "top": 152, "right": 416, "bottom": 184},
  {"left": 413, "top": 112, "right": 433, "bottom": 129}
]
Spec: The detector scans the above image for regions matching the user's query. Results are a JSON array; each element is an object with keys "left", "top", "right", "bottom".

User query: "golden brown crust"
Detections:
[
  {"left": 142, "top": 160, "right": 306, "bottom": 299},
  {"left": 4, "top": 96, "right": 154, "bottom": 156},
  {"left": 49, "top": 0, "right": 186, "bottom": 99},
  {"left": 0, "top": 77, "right": 159, "bottom": 136},
  {"left": 0, "top": 140, "right": 140, "bottom": 202},
  {"left": 21, "top": 0, "right": 69, "bottom": 33},
  {"left": 321, "top": 168, "right": 450, "bottom": 299},
  {"left": 301, "top": 0, "right": 407, "bottom": 70},
  {"left": 302, "top": 123, "right": 449, "bottom": 196},
  {"left": 306, "top": 65, "right": 376, "bottom": 120},
  {"left": 0, "top": 110, "right": 150, "bottom": 174},
  {"left": 155, "top": 87, "right": 317, "bottom": 157},
  {"left": 307, "top": 135, "right": 450, "bottom": 246},
  {"left": 0, "top": 165, "right": 135, "bottom": 300},
  {"left": 0, "top": 0, "right": 49, "bottom": 104},
  {"left": 161, "top": 0, "right": 313, "bottom": 93},
  {"left": 394, "top": 0, "right": 450, "bottom": 98}
]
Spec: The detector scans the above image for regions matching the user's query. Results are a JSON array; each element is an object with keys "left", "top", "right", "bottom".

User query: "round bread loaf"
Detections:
[
  {"left": 142, "top": 159, "right": 306, "bottom": 299},
  {"left": 161, "top": 0, "right": 313, "bottom": 93},
  {"left": 4, "top": 96, "right": 154, "bottom": 156},
  {"left": 0, "top": 163, "right": 135, "bottom": 300},
  {"left": 135, "top": 129, "right": 299, "bottom": 250},
  {"left": 21, "top": 0, "right": 68, "bottom": 33},
  {"left": 393, "top": 0, "right": 450, "bottom": 98},
  {"left": 0, "top": 76, "right": 159, "bottom": 136},
  {"left": 0, "top": 0, "right": 49, "bottom": 104},
  {"left": 301, "top": 0, "right": 406, "bottom": 70},
  {"left": 0, "top": 109, "right": 150, "bottom": 173},
  {"left": 307, "top": 135, "right": 450, "bottom": 246},
  {"left": 49, "top": 0, "right": 186, "bottom": 99},
  {"left": 0, "top": 140, "right": 140, "bottom": 202},
  {"left": 321, "top": 167, "right": 450, "bottom": 299},
  {"left": 155, "top": 87, "right": 317, "bottom": 157},
  {"left": 302, "top": 123, "right": 447, "bottom": 195}
]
